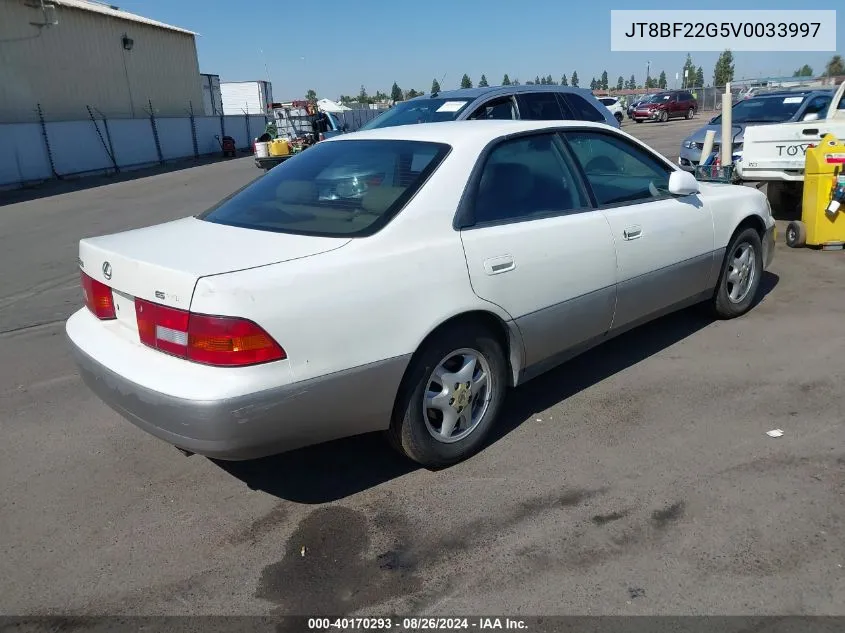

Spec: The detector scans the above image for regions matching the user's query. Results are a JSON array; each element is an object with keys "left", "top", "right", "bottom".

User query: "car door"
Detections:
[
  {"left": 669, "top": 93, "right": 681, "bottom": 118},
  {"left": 563, "top": 128, "right": 716, "bottom": 331},
  {"left": 458, "top": 132, "right": 617, "bottom": 374}
]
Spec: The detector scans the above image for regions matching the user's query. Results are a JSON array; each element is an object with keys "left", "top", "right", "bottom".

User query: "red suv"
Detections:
[{"left": 633, "top": 90, "right": 698, "bottom": 123}]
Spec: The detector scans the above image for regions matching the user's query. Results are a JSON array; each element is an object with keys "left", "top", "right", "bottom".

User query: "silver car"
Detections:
[
  {"left": 359, "top": 85, "right": 620, "bottom": 130},
  {"left": 678, "top": 90, "right": 835, "bottom": 171}
]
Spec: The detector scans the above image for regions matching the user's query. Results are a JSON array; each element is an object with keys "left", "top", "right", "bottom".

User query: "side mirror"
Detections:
[
  {"left": 803, "top": 112, "right": 820, "bottom": 122},
  {"left": 668, "top": 170, "right": 700, "bottom": 196}
]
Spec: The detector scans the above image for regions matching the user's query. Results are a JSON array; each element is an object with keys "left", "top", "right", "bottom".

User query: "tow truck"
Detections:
[{"left": 736, "top": 80, "right": 845, "bottom": 213}]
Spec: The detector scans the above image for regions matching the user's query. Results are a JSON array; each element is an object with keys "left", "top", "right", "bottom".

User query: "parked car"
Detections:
[
  {"left": 67, "top": 120, "right": 775, "bottom": 468},
  {"left": 632, "top": 90, "right": 698, "bottom": 123},
  {"left": 627, "top": 95, "right": 651, "bottom": 119},
  {"left": 359, "top": 85, "right": 620, "bottom": 130},
  {"left": 598, "top": 96, "right": 624, "bottom": 124},
  {"left": 678, "top": 89, "right": 835, "bottom": 171}
]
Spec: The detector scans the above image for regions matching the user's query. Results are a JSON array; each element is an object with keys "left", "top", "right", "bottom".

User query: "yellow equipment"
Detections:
[
  {"left": 787, "top": 133, "right": 845, "bottom": 249},
  {"left": 268, "top": 138, "right": 291, "bottom": 157}
]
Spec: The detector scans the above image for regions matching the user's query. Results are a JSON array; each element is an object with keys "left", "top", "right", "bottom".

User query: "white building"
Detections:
[{"left": 0, "top": 0, "right": 204, "bottom": 122}]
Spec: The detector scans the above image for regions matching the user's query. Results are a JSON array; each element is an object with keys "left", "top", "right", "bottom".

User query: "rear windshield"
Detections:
[
  {"left": 199, "top": 139, "right": 451, "bottom": 237},
  {"left": 359, "top": 98, "right": 472, "bottom": 130},
  {"left": 710, "top": 95, "right": 807, "bottom": 124}
]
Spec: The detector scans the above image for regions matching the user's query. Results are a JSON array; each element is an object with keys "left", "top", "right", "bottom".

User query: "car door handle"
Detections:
[
  {"left": 802, "top": 128, "right": 820, "bottom": 136},
  {"left": 483, "top": 255, "right": 515, "bottom": 275},
  {"left": 623, "top": 226, "right": 642, "bottom": 240}
]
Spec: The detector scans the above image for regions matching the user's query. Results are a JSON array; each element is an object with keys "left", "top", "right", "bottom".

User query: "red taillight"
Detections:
[
  {"left": 81, "top": 271, "right": 116, "bottom": 320},
  {"left": 134, "top": 298, "right": 285, "bottom": 367}
]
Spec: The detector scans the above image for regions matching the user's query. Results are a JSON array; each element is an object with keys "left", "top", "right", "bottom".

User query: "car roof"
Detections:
[
  {"left": 328, "top": 119, "right": 616, "bottom": 145},
  {"left": 423, "top": 85, "right": 596, "bottom": 100}
]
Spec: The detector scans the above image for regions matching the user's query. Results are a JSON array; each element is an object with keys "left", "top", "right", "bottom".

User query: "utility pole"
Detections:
[{"left": 646, "top": 60, "right": 651, "bottom": 89}]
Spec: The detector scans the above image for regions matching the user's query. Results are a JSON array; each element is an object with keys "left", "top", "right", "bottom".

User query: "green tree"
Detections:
[
  {"left": 460, "top": 74, "right": 473, "bottom": 89},
  {"left": 431, "top": 78, "right": 441, "bottom": 93},
  {"left": 478, "top": 74, "right": 489, "bottom": 87},
  {"left": 546, "top": 74, "right": 555, "bottom": 85},
  {"left": 305, "top": 89, "right": 317, "bottom": 102},
  {"left": 374, "top": 90, "right": 388, "bottom": 103},
  {"left": 405, "top": 88, "right": 420, "bottom": 99},
  {"left": 600, "top": 70, "right": 609, "bottom": 90},
  {"left": 589, "top": 78, "right": 597, "bottom": 90},
  {"left": 658, "top": 71, "right": 667, "bottom": 89},
  {"left": 617, "top": 75, "right": 624, "bottom": 90},
  {"left": 502, "top": 74, "right": 511, "bottom": 86},
  {"left": 391, "top": 82, "right": 403, "bottom": 102},
  {"left": 560, "top": 74, "right": 569, "bottom": 86},
  {"left": 358, "top": 84, "right": 369, "bottom": 104},
  {"left": 693, "top": 66, "right": 703, "bottom": 88},
  {"left": 535, "top": 75, "right": 542, "bottom": 85},
  {"left": 512, "top": 78, "right": 520, "bottom": 85},
  {"left": 793, "top": 64, "right": 813, "bottom": 77},
  {"left": 826, "top": 55, "right": 844, "bottom": 76},
  {"left": 571, "top": 71, "right": 579, "bottom": 87},
  {"left": 713, "top": 49, "right": 735, "bottom": 86},
  {"left": 628, "top": 74, "right": 636, "bottom": 89}
]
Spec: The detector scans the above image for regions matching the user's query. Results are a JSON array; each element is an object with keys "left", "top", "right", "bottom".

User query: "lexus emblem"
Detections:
[{"left": 102, "top": 261, "right": 112, "bottom": 280}]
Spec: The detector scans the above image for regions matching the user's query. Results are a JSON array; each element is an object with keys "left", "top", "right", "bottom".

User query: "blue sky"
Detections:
[{"left": 115, "top": 0, "right": 842, "bottom": 101}]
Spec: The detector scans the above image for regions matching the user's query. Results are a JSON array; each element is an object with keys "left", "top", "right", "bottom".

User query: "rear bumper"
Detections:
[{"left": 68, "top": 329, "right": 409, "bottom": 461}]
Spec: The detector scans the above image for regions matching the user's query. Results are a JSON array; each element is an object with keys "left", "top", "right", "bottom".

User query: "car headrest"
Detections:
[
  {"left": 481, "top": 162, "right": 534, "bottom": 201},
  {"left": 276, "top": 180, "right": 316, "bottom": 203},
  {"left": 361, "top": 186, "right": 405, "bottom": 214}
]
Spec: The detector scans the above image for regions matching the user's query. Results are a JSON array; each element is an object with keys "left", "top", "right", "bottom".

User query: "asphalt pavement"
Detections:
[{"left": 1, "top": 119, "right": 844, "bottom": 618}]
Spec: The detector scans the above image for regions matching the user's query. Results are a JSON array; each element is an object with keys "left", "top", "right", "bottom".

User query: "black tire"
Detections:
[
  {"left": 785, "top": 220, "right": 807, "bottom": 248},
  {"left": 686, "top": 108, "right": 695, "bottom": 120},
  {"left": 712, "top": 227, "right": 764, "bottom": 319},
  {"left": 635, "top": 119, "right": 643, "bottom": 123},
  {"left": 388, "top": 322, "right": 507, "bottom": 468},
  {"left": 614, "top": 112, "right": 623, "bottom": 124},
  {"left": 659, "top": 110, "right": 669, "bottom": 123}
]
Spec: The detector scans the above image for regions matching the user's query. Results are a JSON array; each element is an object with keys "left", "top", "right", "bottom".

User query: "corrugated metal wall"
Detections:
[{"left": 0, "top": 0, "right": 204, "bottom": 122}]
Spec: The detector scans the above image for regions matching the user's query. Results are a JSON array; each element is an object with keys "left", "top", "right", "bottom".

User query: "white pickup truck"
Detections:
[{"left": 737, "top": 81, "right": 845, "bottom": 211}]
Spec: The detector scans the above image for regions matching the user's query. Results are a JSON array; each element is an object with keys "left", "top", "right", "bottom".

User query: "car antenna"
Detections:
[{"left": 432, "top": 71, "right": 446, "bottom": 97}]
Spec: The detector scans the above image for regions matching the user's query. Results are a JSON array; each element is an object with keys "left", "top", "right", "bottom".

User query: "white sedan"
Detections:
[{"left": 67, "top": 120, "right": 776, "bottom": 468}]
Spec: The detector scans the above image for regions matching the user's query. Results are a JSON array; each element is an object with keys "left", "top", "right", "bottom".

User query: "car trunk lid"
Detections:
[{"left": 79, "top": 217, "right": 350, "bottom": 316}]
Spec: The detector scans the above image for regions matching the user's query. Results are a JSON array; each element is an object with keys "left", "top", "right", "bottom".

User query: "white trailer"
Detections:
[{"left": 220, "top": 80, "right": 273, "bottom": 116}]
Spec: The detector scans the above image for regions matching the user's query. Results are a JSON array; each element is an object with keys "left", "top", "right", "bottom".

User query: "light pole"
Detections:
[{"left": 646, "top": 60, "right": 651, "bottom": 91}]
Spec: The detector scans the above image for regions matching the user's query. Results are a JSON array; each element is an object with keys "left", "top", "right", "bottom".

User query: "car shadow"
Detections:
[
  {"left": 0, "top": 153, "right": 251, "bottom": 207},
  {"left": 214, "top": 272, "right": 779, "bottom": 504}
]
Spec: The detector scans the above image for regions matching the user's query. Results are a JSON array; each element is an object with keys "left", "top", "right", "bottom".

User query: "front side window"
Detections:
[
  {"left": 471, "top": 133, "right": 588, "bottom": 225},
  {"left": 358, "top": 98, "right": 472, "bottom": 130},
  {"left": 468, "top": 96, "right": 518, "bottom": 120},
  {"left": 564, "top": 131, "right": 672, "bottom": 206},
  {"left": 560, "top": 93, "right": 604, "bottom": 122},
  {"left": 200, "top": 139, "right": 450, "bottom": 237},
  {"left": 517, "top": 92, "right": 565, "bottom": 120}
]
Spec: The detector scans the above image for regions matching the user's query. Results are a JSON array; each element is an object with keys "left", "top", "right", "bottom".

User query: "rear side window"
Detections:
[
  {"left": 472, "top": 133, "right": 588, "bottom": 224},
  {"left": 200, "top": 140, "right": 450, "bottom": 237},
  {"left": 560, "top": 93, "right": 605, "bottom": 122},
  {"left": 516, "top": 92, "right": 566, "bottom": 120}
]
